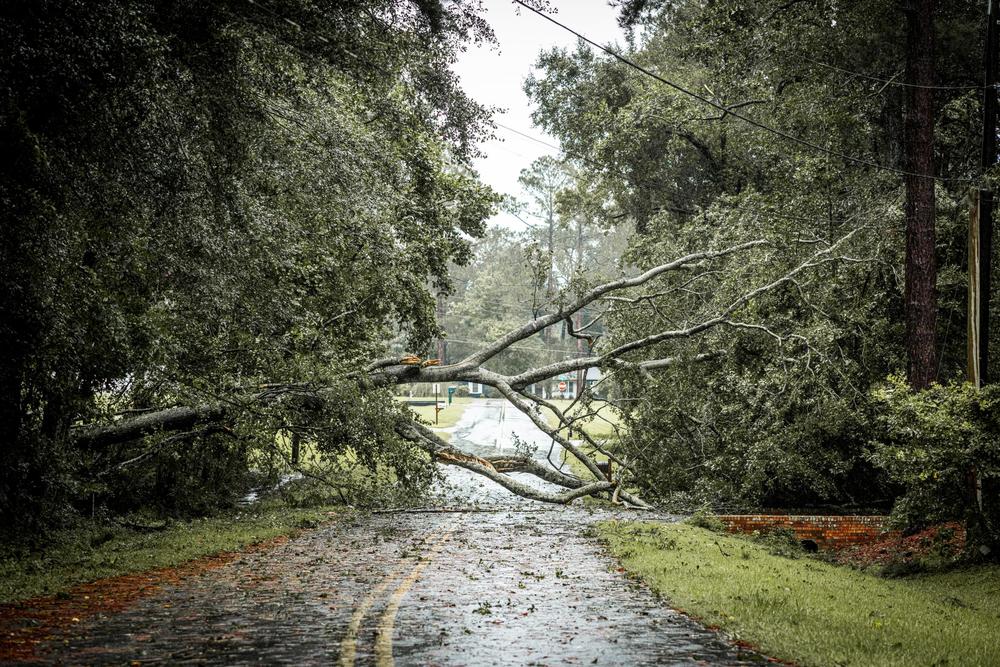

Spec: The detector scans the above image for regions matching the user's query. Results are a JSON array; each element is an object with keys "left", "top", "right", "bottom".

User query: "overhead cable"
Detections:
[
  {"left": 512, "top": 0, "right": 975, "bottom": 183},
  {"left": 801, "top": 55, "right": 985, "bottom": 91}
]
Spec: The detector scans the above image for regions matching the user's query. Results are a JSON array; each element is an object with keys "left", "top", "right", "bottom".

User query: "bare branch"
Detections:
[
  {"left": 397, "top": 421, "right": 613, "bottom": 504},
  {"left": 452, "top": 239, "right": 767, "bottom": 369}
]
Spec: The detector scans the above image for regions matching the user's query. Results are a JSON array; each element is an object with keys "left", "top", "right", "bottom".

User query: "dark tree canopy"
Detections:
[{"left": 0, "top": 0, "right": 496, "bottom": 526}]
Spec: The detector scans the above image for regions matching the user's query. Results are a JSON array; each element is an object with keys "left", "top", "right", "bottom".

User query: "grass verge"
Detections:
[
  {"left": 597, "top": 520, "right": 1000, "bottom": 667},
  {"left": 541, "top": 399, "right": 619, "bottom": 481},
  {"left": 398, "top": 395, "right": 473, "bottom": 436},
  {"left": 0, "top": 504, "right": 340, "bottom": 604},
  {"left": 543, "top": 398, "right": 621, "bottom": 440}
]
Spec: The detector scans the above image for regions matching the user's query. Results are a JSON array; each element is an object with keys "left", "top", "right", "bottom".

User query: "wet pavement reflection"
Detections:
[{"left": 37, "top": 400, "right": 764, "bottom": 665}]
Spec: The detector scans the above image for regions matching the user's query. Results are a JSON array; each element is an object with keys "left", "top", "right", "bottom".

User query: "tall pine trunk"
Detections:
[{"left": 903, "top": 0, "right": 938, "bottom": 390}]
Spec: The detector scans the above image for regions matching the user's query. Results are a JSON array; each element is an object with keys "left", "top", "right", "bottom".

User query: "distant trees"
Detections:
[{"left": 441, "top": 157, "right": 631, "bottom": 382}]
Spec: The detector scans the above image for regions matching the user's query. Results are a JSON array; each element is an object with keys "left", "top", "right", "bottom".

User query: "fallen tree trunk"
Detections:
[
  {"left": 74, "top": 404, "right": 226, "bottom": 450},
  {"left": 396, "top": 421, "right": 617, "bottom": 505},
  {"left": 69, "top": 232, "right": 862, "bottom": 507}
]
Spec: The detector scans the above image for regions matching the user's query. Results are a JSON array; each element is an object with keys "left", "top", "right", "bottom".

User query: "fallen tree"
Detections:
[{"left": 72, "top": 229, "right": 862, "bottom": 508}]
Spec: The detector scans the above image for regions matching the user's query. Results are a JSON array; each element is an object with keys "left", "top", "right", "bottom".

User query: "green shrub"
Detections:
[
  {"left": 869, "top": 376, "right": 1000, "bottom": 553},
  {"left": 685, "top": 506, "right": 726, "bottom": 532}
]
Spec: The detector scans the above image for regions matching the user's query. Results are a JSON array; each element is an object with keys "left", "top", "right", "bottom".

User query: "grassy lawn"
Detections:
[
  {"left": 0, "top": 504, "right": 340, "bottom": 604},
  {"left": 543, "top": 398, "right": 622, "bottom": 440},
  {"left": 398, "top": 395, "right": 473, "bottom": 430},
  {"left": 598, "top": 521, "right": 1000, "bottom": 666}
]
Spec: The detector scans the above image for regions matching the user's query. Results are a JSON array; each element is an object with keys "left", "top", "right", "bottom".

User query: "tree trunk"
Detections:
[{"left": 903, "top": 0, "right": 938, "bottom": 391}]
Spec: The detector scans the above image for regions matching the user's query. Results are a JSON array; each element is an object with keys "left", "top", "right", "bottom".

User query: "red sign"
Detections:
[{"left": 558, "top": 381, "right": 567, "bottom": 391}]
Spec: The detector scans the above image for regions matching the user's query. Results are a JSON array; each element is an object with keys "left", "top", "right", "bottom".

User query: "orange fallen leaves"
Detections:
[{"left": 0, "top": 535, "right": 289, "bottom": 662}]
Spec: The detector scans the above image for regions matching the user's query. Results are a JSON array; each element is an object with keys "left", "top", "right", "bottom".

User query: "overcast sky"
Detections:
[{"left": 451, "top": 1, "right": 625, "bottom": 228}]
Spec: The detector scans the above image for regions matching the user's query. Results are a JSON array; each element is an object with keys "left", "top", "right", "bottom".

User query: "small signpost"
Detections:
[
  {"left": 558, "top": 380, "right": 567, "bottom": 392},
  {"left": 447, "top": 386, "right": 455, "bottom": 404},
  {"left": 433, "top": 384, "right": 443, "bottom": 424}
]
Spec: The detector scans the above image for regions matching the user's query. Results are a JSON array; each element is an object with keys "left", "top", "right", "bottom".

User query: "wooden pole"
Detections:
[
  {"left": 970, "top": 191, "right": 983, "bottom": 386},
  {"left": 436, "top": 292, "right": 447, "bottom": 365}
]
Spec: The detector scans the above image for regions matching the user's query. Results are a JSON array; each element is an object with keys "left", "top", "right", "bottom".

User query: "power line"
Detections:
[
  {"left": 512, "top": 0, "right": 975, "bottom": 184},
  {"left": 801, "top": 55, "right": 985, "bottom": 91},
  {"left": 495, "top": 122, "right": 621, "bottom": 176},
  {"left": 496, "top": 122, "right": 893, "bottom": 228}
]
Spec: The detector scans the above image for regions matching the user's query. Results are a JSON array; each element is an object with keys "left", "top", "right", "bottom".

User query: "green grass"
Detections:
[
  {"left": 543, "top": 399, "right": 622, "bottom": 440},
  {"left": 539, "top": 399, "right": 621, "bottom": 480},
  {"left": 598, "top": 521, "right": 1000, "bottom": 667},
  {"left": 540, "top": 401, "right": 632, "bottom": 500},
  {"left": 0, "top": 504, "right": 340, "bottom": 604},
  {"left": 398, "top": 395, "right": 473, "bottom": 439}
]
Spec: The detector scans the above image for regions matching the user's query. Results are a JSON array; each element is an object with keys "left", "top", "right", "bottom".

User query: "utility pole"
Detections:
[
  {"left": 436, "top": 292, "right": 447, "bottom": 365},
  {"left": 971, "top": 0, "right": 999, "bottom": 386},
  {"left": 575, "top": 310, "right": 586, "bottom": 398},
  {"left": 967, "top": 0, "right": 999, "bottom": 546},
  {"left": 573, "top": 218, "right": 586, "bottom": 399}
]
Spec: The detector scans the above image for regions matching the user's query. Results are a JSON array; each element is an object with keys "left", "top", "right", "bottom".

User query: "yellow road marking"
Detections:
[
  {"left": 373, "top": 530, "right": 454, "bottom": 667},
  {"left": 338, "top": 530, "right": 448, "bottom": 667}
]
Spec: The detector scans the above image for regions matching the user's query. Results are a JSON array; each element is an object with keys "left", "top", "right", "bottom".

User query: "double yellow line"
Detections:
[{"left": 339, "top": 528, "right": 453, "bottom": 667}]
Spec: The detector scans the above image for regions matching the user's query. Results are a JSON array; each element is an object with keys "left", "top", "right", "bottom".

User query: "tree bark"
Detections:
[
  {"left": 903, "top": 0, "right": 938, "bottom": 390},
  {"left": 74, "top": 404, "right": 227, "bottom": 450}
]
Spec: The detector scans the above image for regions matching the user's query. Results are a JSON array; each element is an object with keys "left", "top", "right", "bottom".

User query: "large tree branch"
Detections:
[
  {"left": 450, "top": 239, "right": 767, "bottom": 369},
  {"left": 397, "top": 421, "right": 613, "bottom": 504},
  {"left": 70, "top": 233, "right": 859, "bottom": 509},
  {"left": 74, "top": 404, "right": 227, "bottom": 450}
]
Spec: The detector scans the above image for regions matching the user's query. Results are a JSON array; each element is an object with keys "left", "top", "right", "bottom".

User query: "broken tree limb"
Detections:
[
  {"left": 69, "top": 233, "right": 861, "bottom": 508},
  {"left": 450, "top": 239, "right": 768, "bottom": 370},
  {"left": 397, "top": 421, "right": 614, "bottom": 504},
  {"left": 74, "top": 404, "right": 227, "bottom": 450}
]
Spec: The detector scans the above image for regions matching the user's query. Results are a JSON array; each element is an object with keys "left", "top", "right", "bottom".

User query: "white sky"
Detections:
[{"left": 451, "top": 1, "right": 625, "bottom": 228}]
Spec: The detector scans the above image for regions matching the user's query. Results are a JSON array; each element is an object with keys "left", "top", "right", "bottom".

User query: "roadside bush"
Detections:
[
  {"left": 100, "top": 432, "right": 258, "bottom": 519},
  {"left": 750, "top": 527, "right": 806, "bottom": 559},
  {"left": 685, "top": 506, "right": 727, "bottom": 532},
  {"left": 868, "top": 377, "right": 1000, "bottom": 554}
]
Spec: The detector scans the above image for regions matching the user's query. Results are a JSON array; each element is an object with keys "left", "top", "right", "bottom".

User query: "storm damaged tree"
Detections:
[{"left": 73, "top": 228, "right": 866, "bottom": 509}]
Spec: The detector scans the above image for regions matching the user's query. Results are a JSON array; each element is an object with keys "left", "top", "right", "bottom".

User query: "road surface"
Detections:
[
  {"left": 433, "top": 398, "right": 575, "bottom": 506},
  {"left": 22, "top": 399, "right": 764, "bottom": 665}
]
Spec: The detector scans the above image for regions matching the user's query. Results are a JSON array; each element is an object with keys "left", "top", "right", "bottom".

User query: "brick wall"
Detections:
[{"left": 716, "top": 515, "right": 889, "bottom": 549}]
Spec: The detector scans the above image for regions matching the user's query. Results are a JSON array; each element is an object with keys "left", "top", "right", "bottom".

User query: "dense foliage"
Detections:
[
  {"left": 870, "top": 378, "right": 1000, "bottom": 544},
  {"left": 521, "top": 0, "right": 998, "bottom": 531},
  {"left": 0, "top": 0, "right": 496, "bottom": 527}
]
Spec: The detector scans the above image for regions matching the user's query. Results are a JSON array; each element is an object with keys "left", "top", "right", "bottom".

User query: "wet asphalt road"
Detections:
[{"left": 35, "top": 400, "right": 763, "bottom": 665}]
